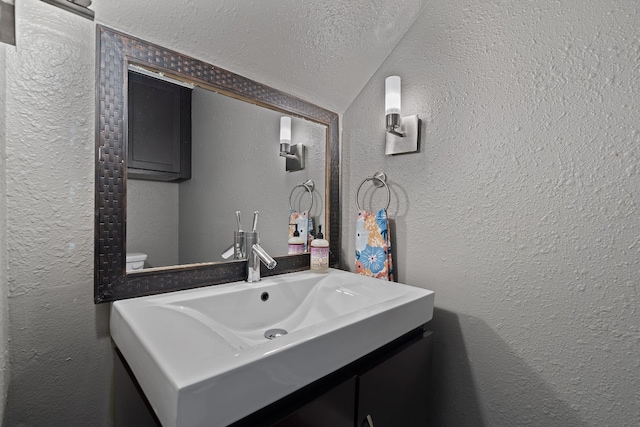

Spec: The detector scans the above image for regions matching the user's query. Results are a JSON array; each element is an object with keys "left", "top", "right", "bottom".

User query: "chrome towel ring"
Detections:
[
  {"left": 356, "top": 172, "right": 390, "bottom": 211},
  {"left": 289, "top": 179, "right": 315, "bottom": 212}
]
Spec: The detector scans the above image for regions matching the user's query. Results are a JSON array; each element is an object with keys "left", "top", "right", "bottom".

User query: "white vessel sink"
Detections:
[{"left": 110, "top": 268, "right": 434, "bottom": 427}]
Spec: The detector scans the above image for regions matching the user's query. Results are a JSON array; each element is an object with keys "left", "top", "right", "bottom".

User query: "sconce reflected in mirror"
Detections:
[
  {"left": 385, "top": 76, "right": 420, "bottom": 155},
  {"left": 279, "top": 116, "right": 305, "bottom": 172}
]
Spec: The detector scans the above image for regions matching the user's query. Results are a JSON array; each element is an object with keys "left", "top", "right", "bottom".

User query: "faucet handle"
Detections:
[
  {"left": 251, "top": 211, "right": 259, "bottom": 232},
  {"left": 236, "top": 211, "right": 243, "bottom": 232}
]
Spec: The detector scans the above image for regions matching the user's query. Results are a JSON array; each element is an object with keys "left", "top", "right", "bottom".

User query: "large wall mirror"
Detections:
[{"left": 95, "top": 26, "right": 339, "bottom": 303}]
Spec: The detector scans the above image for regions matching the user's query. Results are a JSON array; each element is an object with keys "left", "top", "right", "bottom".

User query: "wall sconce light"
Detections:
[
  {"left": 40, "top": 0, "right": 95, "bottom": 20},
  {"left": 280, "top": 116, "right": 305, "bottom": 172},
  {"left": 385, "top": 76, "right": 419, "bottom": 155}
]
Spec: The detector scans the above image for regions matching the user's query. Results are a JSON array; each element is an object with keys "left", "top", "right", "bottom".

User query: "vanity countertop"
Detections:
[{"left": 110, "top": 268, "right": 434, "bottom": 427}]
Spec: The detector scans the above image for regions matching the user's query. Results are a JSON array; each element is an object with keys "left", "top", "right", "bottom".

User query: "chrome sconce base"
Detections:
[
  {"left": 40, "top": 0, "right": 95, "bottom": 20},
  {"left": 385, "top": 115, "right": 420, "bottom": 155},
  {"left": 0, "top": 1, "right": 16, "bottom": 46},
  {"left": 280, "top": 143, "right": 305, "bottom": 172}
]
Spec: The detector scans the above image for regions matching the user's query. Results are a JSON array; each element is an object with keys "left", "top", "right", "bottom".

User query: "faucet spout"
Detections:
[
  {"left": 246, "top": 232, "right": 276, "bottom": 282},
  {"left": 252, "top": 243, "right": 277, "bottom": 269}
]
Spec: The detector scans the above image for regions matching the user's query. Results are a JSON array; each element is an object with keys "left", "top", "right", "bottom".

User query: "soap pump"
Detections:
[
  {"left": 288, "top": 224, "right": 305, "bottom": 254},
  {"left": 310, "top": 225, "right": 329, "bottom": 273}
]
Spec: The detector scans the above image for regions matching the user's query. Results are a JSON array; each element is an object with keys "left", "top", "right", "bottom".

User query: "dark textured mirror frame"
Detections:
[{"left": 95, "top": 25, "right": 340, "bottom": 304}]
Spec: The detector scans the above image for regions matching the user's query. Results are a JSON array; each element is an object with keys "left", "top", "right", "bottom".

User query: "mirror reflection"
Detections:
[
  {"left": 126, "top": 71, "right": 327, "bottom": 270},
  {"left": 95, "top": 25, "right": 339, "bottom": 303}
]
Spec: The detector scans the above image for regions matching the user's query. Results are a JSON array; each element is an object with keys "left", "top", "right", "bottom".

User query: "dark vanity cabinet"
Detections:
[
  {"left": 273, "top": 377, "right": 357, "bottom": 427},
  {"left": 235, "top": 328, "right": 434, "bottom": 427},
  {"left": 127, "top": 72, "right": 192, "bottom": 182},
  {"left": 355, "top": 329, "right": 433, "bottom": 426}
]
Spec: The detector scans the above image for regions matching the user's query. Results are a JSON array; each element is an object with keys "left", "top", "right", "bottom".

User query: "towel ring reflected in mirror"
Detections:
[
  {"left": 356, "top": 172, "right": 390, "bottom": 211},
  {"left": 289, "top": 179, "right": 315, "bottom": 212}
]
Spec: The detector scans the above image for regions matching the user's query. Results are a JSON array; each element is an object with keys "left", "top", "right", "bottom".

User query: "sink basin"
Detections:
[{"left": 110, "top": 268, "right": 435, "bottom": 427}]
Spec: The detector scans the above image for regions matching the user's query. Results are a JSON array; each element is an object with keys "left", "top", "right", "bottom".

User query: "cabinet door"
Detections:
[
  {"left": 357, "top": 331, "right": 433, "bottom": 427},
  {"left": 113, "top": 349, "right": 161, "bottom": 427},
  {"left": 128, "top": 71, "right": 192, "bottom": 182},
  {"left": 273, "top": 376, "right": 357, "bottom": 427}
]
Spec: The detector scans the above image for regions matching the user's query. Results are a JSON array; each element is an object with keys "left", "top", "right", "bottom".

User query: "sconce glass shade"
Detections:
[
  {"left": 278, "top": 116, "right": 304, "bottom": 171},
  {"left": 385, "top": 76, "right": 401, "bottom": 115},
  {"left": 280, "top": 116, "right": 291, "bottom": 144},
  {"left": 384, "top": 75, "right": 419, "bottom": 155}
]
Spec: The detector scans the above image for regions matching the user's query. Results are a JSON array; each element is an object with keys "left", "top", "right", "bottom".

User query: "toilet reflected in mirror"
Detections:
[{"left": 125, "top": 253, "right": 147, "bottom": 272}]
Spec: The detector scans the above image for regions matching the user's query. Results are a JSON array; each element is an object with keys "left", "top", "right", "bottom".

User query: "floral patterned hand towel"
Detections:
[
  {"left": 355, "top": 208, "right": 394, "bottom": 281},
  {"left": 289, "top": 210, "right": 313, "bottom": 251}
]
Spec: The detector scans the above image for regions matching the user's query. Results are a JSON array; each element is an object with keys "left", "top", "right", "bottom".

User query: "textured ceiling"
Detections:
[{"left": 93, "top": 0, "right": 427, "bottom": 113}]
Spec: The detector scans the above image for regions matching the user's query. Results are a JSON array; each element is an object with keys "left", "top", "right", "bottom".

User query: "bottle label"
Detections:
[
  {"left": 310, "top": 247, "right": 329, "bottom": 270},
  {"left": 288, "top": 243, "right": 305, "bottom": 255}
]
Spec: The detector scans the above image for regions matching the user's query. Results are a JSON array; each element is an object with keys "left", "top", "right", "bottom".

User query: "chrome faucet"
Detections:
[
  {"left": 220, "top": 211, "right": 247, "bottom": 260},
  {"left": 245, "top": 211, "right": 276, "bottom": 282}
]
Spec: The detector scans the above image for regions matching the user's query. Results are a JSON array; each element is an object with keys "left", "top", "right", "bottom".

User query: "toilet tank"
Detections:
[{"left": 126, "top": 253, "right": 147, "bottom": 272}]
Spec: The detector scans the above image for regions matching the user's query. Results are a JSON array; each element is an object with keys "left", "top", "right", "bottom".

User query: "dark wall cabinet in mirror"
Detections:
[
  {"left": 128, "top": 72, "right": 192, "bottom": 182},
  {"left": 95, "top": 26, "right": 340, "bottom": 303}
]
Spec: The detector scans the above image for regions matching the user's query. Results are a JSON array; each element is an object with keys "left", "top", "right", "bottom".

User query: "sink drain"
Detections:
[{"left": 264, "top": 329, "right": 288, "bottom": 340}]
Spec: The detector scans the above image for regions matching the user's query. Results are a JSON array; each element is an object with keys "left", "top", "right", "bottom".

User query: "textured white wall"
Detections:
[
  {"left": 6, "top": 0, "right": 638, "bottom": 425},
  {"left": 0, "top": 41, "right": 8, "bottom": 423},
  {"left": 342, "top": 0, "right": 640, "bottom": 425},
  {"left": 92, "top": 0, "right": 428, "bottom": 113},
  {"left": 3, "top": 1, "right": 112, "bottom": 425}
]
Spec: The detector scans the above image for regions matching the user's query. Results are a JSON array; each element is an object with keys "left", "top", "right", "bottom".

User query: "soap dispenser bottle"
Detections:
[
  {"left": 310, "top": 225, "right": 329, "bottom": 273},
  {"left": 288, "top": 224, "right": 305, "bottom": 254}
]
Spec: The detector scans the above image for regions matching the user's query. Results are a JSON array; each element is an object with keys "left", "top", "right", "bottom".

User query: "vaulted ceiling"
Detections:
[{"left": 93, "top": 0, "right": 427, "bottom": 113}]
